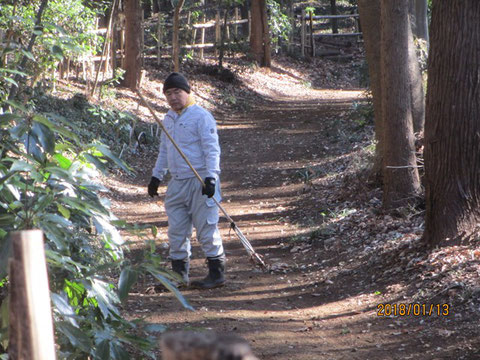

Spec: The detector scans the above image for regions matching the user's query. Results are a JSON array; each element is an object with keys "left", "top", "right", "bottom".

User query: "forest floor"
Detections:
[{"left": 60, "top": 50, "right": 480, "bottom": 359}]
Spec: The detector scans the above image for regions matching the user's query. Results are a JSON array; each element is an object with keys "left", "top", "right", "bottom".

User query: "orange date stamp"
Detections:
[{"left": 377, "top": 303, "right": 449, "bottom": 317}]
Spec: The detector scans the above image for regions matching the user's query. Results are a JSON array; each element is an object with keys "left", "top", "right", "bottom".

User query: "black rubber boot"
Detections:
[
  {"left": 171, "top": 259, "right": 190, "bottom": 286},
  {"left": 191, "top": 254, "right": 226, "bottom": 289}
]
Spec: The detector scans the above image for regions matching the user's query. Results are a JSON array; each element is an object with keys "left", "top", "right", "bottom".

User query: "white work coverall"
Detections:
[{"left": 152, "top": 104, "right": 224, "bottom": 261}]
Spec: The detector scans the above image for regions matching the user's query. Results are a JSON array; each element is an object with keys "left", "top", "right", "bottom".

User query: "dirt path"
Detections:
[{"left": 109, "top": 86, "right": 478, "bottom": 360}]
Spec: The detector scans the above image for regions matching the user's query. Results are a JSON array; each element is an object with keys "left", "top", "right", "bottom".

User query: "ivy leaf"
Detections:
[{"left": 118, "top": 266, "right": 138, "bottom": 303}]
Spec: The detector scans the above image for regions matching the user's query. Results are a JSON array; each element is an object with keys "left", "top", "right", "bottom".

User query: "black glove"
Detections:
[
  {"left": 148, "top": 176, "right": 161, "bottom": 197},
  {"left": 202, "top": 177, "right": 216, "bottom": 198}
]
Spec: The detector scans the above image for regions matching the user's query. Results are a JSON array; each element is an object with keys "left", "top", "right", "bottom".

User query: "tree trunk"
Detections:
[
  {"left": 409, "top": 0, "right": 429, "bottom": 44},
  {"left": 122, "top": 0, "right": 142, "bottom": 90},
  {"left": 357, "top": 0, "right": 383, "bottom": 184},
  {"left": 172, "top": 0, "right": 185, "bottom": 72},
  {"left": 330, "top": 0, "right": 338, "bottom": 34},
  {"left": 407, "top": 16, "right": 425, "bottom": 133},
  {"left": 240, "top": 0, "right": 250, "bottom": 37},
  {"left": 261, "top": 0, "right": 271, "bottom": 67},
  {"left": 250, "top": 0, "right": 264, "bottom": 64},
  {"left": 423, "top": 1, "right": 480, "bottom": 246},
  {"left": 381, "top": 0, "right": 420, "bottom": 209}
]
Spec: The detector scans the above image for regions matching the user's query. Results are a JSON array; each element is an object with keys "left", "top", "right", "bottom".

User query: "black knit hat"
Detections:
[{"left": 163, "top": 72, "right": 190, "bottom": 93}]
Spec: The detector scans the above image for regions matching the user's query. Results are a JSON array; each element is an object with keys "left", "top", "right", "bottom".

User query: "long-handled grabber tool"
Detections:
[{"left": 136, "top": 90, "right": 268, "bottom": 270}]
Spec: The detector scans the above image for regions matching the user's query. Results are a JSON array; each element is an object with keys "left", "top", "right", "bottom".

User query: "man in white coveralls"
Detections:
[{"left": 148, "top": 72, "right": 225, "bottom": 289}]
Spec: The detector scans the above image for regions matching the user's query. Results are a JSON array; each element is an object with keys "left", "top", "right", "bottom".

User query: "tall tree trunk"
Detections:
[
  {"left": 409, "top": 0, "right": 429, "bottom": 44},
  {"left": 423, "top": 1, "right": 480, "bottom": 246},
  {"left": 250, "top": 0, "right": 270, "bottom": 67},
  {"left": 240, "top": 0, "right": 250, "bottom": 37},
  {"left": 358, "top": 0, "right": 383, "bottom": 184},
  {"left": 250, "top": 0, "right": 264, "bottom": 64},
  {"left": 407, "top": 16, "right": 425, "bottom": 133},
  {"left": 172, "top": 0, "right": 185, "bottom": 72},
  {"left": 330, "top": 0, "right": 338, "bottom": 34},
  {"left": 122, "top": 0, "right": 142, "bottom": 90},
  {"left": 261, "top": 0, "right": 271, "bottom": 67},
  {"left": 381, "top": 0, "right": 420, "bottom": 209}
]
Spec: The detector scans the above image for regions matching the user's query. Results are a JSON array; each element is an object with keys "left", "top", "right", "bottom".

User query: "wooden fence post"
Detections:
[{"left": 8, "top": 230, "right": 56, "bottom": 360}]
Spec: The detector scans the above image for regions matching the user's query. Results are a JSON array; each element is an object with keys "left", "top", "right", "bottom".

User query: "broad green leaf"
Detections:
[
  {"left": 146, "top": 268, "right": 194, "bottom": 311},
  {"left": 0, "top": 68, "right": 28, "bottom": 77},
  {"left": 95, "top": 339, "right": 110, "bottom": 359},
  {"left": 56, "top": 321, "right": 92, "bottom": 353},
  {"left": 0, "top": 171, "right": 17, "bottom": 186},
  {"left": 21, "top": 49, "right": 35, "bottom": 61},
  {"left": 33, "top": 115, "right": 80, "bottom": 143},
  {"left": 0, "top": 113, "right": 21, "bottom": 125},
  {"left": 51, "top": 45, "right": 64, "bottom": 60},
  {"left": 57, "top": 204, "right": 71, "bottom": 219},
  {"left": 4, "top": 77, "right": 18, "bottom": 87},
  {"left": 53, "top": 153, "right": 72, "bottom": 169},
  {"left": 90, "top": 279, "right": 120, "bottom": 319},
  {"left": 0, "top": 214, "right": 16, "bottom": 227},
  {"left": 33, "top": 194, "right": 54, "bottom": 213},
  {"left": 32, "top": 121, "right": 55, "bottom": 154},
  {"left": 5, "top": 100, "right": 28, "bottom": 113},
  {"left": 10, "top": 160, "right": 34, "bottom": 172},
  {"left": 44, "top": 166, "right": 72, "bottom": 181},
  {"left": 91, "top": 144, "right": 132, "bottom": 173},
  {"left": 42, "top": 213, "right": 73, "bottom": 228},
  {"left": 51, "top": 293, "right": 78, "bottom": 326},
  {"left": 110, "top": 342, "right": 130, "bottom": 360},
  {"left": 23, "top": 133, "right": 45, "bottom": 163},
  {"left": 83, "top": 153, "right": 108, "bottom": 174},
  {"left": 9, "top": 122, "right": 29, "bottom": 139},
  {"left": 118, "top": 267, "right": 138, "bottom": 303}
]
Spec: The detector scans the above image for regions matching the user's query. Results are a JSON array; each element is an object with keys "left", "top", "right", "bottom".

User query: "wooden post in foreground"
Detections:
[{"left": 9, "top": 230, "right": 56, "bottom": 360}]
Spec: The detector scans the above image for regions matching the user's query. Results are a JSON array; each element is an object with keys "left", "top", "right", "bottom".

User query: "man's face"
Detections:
[{"left": 165, "top": 88, "right": 189, "bottom": 112}]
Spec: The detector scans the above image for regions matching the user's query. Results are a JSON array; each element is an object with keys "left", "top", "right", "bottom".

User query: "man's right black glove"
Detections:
[
  {"left": 148, "top": 176, "right": 161, "bottom": 197},
  {"left": 202, "top": 177, "right": 216, "bottom": 198}
]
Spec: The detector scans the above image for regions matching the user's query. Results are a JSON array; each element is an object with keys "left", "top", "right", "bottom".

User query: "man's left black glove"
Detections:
[
  {"left": 202, "top": 177, "right": 216, "bottom": 198},
  {"left": 148, "top": 176, "right": 161, "bottom": 197}
]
